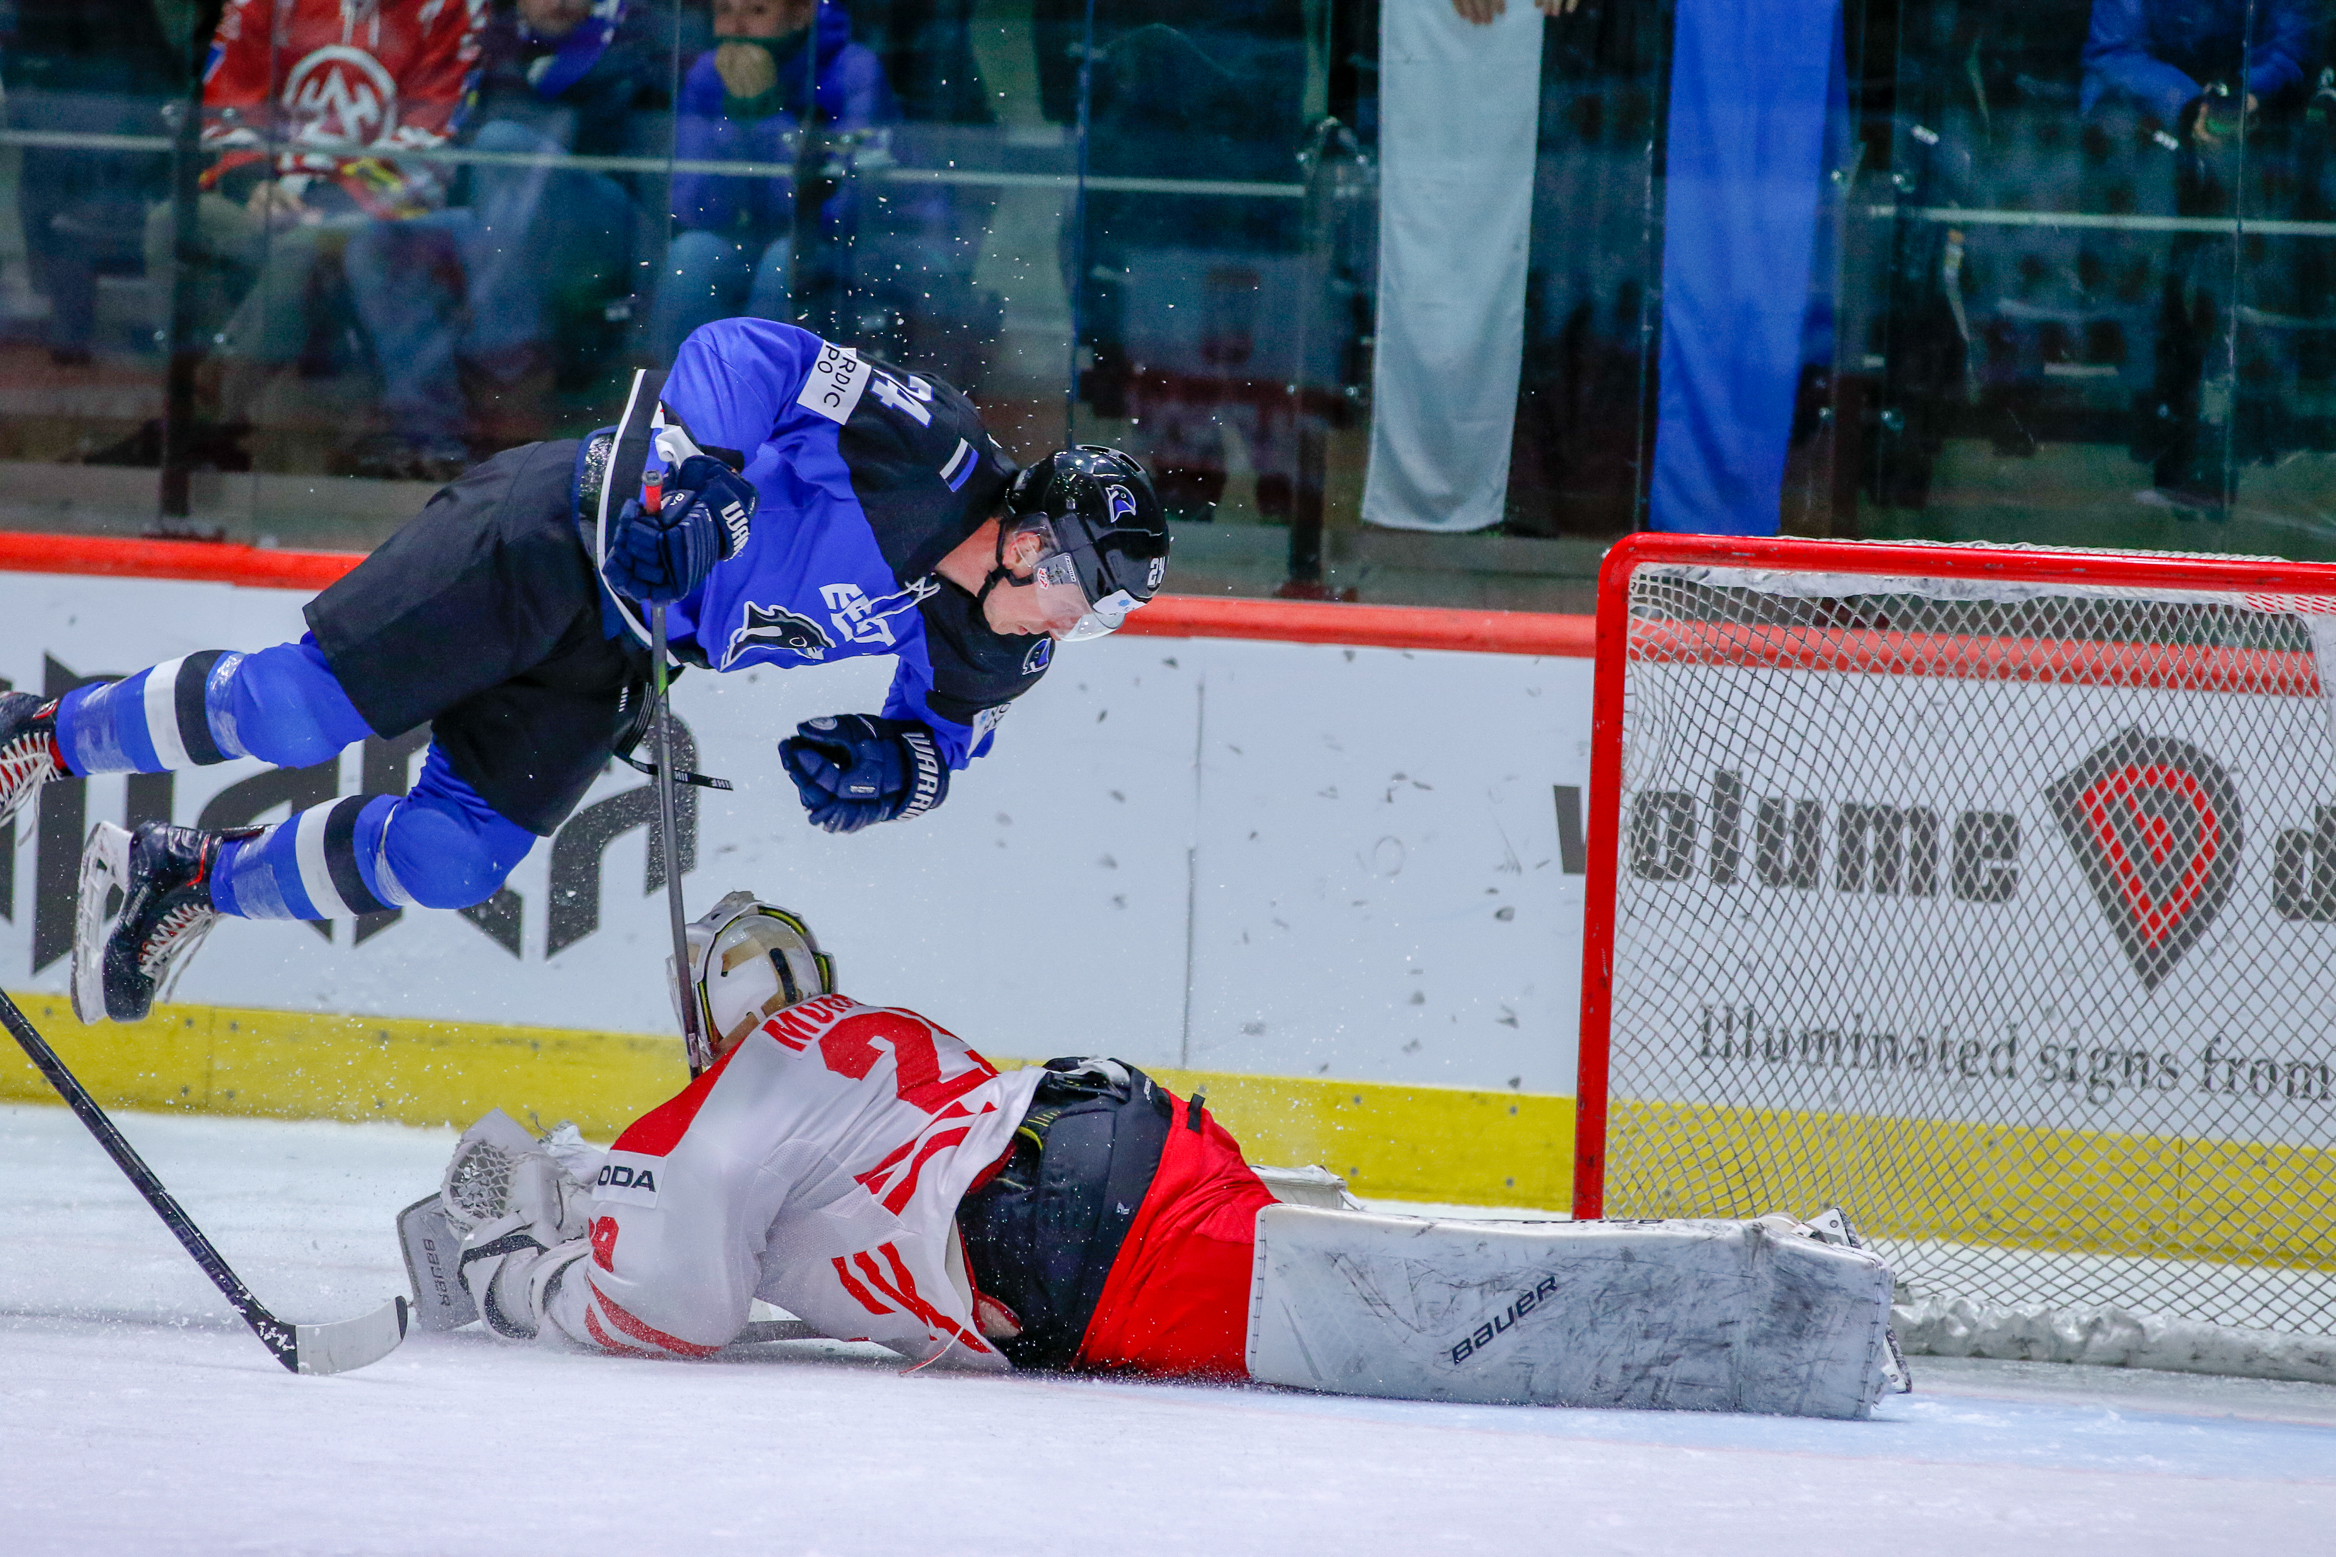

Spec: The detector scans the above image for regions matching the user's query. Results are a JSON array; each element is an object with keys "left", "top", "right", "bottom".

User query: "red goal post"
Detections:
[{"left": 1574, "top": 532, "right": 2336, "bottom": 1338}]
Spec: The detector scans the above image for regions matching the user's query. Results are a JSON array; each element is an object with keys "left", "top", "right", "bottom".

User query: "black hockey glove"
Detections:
[
  {"left": 778, "top": 714, "right": 950, "bottom": 834},
  {"left": 601, "top": 455, "right": 756, "bottom": 604}
]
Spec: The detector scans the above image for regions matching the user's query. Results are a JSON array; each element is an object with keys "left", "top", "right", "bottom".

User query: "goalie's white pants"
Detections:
[{"left": 1245, "top": 1207, "right": 1899, "bottom": 1420}]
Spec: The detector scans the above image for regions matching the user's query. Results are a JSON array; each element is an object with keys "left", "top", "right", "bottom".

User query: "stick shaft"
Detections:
[
  {"left": 649, "top": 602, "right": 706, "bottom": 1074},
  {"left": 0, "top": 990, "right": 297, "bottom": 1369}
]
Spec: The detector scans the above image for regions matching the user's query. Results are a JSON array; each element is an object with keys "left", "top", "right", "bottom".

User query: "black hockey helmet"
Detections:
[{"left": 1000, "top": 446, "right": 1170, "bottom": 640}]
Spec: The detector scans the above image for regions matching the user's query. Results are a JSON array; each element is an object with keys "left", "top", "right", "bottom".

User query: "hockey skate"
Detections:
[
  {"left": 72, "top": 821, "right": 225, "bottom": 1025},
  {"left": 0, "top": 691, "right": 62, "bottom": 827}
]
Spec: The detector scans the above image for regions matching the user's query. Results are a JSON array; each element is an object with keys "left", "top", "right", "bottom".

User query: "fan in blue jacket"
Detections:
[
  {"left": 654, "top": 0, "right": 894, "bottom": 356},
  {"left": 2081, "top": 0, "right": 2314, "bottom": 132}
]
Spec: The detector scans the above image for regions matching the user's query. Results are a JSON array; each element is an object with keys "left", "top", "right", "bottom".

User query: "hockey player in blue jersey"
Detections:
[{"left": 0, "top": 317, "right": 1168, "bottom": 1025}]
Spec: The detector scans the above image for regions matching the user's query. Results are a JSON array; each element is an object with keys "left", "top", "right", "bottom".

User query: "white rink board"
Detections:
[{"left": 0, "top": 570, "right": 1592, "bottom": 1094}]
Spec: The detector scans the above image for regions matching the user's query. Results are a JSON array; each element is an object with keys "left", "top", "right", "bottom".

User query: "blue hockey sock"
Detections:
[
  {"left": 210, "top": 750, "right": 537, "bottom": 920},
  {"left": 56, "top": 637, "right": 371, "bottom": 776},
  {"left": 213, "top": 797, "right": 399, "bottom": 921}
]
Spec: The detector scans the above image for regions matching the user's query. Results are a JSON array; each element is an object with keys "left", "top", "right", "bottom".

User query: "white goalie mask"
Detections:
[{"left": 670, "top": 891, "right": 838, "bottom": 1056}]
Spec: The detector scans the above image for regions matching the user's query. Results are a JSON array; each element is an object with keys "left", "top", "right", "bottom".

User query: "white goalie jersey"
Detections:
[{"left": 543, "top": 995, "right": 1044, "bottom": 1368}]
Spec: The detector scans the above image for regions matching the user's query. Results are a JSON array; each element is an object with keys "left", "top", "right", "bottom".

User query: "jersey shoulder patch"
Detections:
[{"left": 796, "top": 340, "right": 871, "bottom": 426}]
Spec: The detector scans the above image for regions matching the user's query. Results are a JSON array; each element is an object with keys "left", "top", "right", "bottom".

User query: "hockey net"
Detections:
[{"left": 1576, "top": 535, "right": 2336, "bottom": 1346}]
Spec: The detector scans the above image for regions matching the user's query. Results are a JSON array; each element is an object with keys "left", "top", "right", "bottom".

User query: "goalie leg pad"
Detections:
[{"left": 1244, "top": 1206, "right": 1898, "bottom": 1420}]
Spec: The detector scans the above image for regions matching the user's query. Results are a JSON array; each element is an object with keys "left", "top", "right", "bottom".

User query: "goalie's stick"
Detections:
[{"left": 0, "top": 989, "right": 407, "bottom": 1374}]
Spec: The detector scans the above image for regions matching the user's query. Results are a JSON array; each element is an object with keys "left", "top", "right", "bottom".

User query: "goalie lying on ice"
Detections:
[{"left": 412, "top": 894, "right": 1906, "bottom": 1418}]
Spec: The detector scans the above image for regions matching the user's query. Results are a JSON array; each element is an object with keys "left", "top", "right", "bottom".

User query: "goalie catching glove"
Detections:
[
  {"left": 778, "top": 714, "right": 948, "bottom": 833},
  {"left": 600, "top": 454, "right": 757, "bottom": 604},
  {"left": 439, "top": 1110, "right": 601, "bottom": 1343}
]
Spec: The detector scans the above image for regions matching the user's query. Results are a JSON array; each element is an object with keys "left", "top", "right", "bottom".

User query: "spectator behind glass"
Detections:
[
  {"left": 155, "top": 0, "right": 484, "bottom": 482},
  {"left": 2082, "top": 0, "right": 2314, "bottom": 141},
  {"left": 0, "top": 1, "right": 180, "bottom": 367},
  {"left": 652, "top": 0, "right": 898, "bottom": 360},
  {"left": 389, "top": 0, "right": 678, "bottom": 454},
  {"left": 1038, "top": 1, "right": 1305, "bottom": 523},
  {"left": 2081, "top": 1, "right": 2314, "bottom": 510},
  {"left": 475, "top": 0, "right": 678, "bottom": 163}
]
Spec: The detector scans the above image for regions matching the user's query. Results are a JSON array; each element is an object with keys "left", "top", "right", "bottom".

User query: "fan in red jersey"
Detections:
[{"left": 200, "top": 0, "right": 483, "bottom": 220}]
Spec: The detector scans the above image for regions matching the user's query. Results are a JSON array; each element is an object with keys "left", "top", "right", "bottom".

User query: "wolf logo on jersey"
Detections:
[{"left": 723, "top": 603, "right": 833, "bottom": 668}]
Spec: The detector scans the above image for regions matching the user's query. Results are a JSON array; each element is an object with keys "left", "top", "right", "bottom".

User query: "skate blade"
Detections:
[
  {"left": 70, "top": 822, "right": 131, "bottom": 1026},
  {"left": 294, "top": 1296, "right": 410, "bottom": 1376}
]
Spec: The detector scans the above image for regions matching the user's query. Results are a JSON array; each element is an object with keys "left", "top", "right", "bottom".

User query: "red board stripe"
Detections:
[
  {"left": 1118, "top": 594, "right": 1597, "bottom": 657},
  {"left": 0, "top": 530, "right": 1594, "bottom": 658},
  {"left": 0, "top": 531, "right": 359, "bottom": 591}
]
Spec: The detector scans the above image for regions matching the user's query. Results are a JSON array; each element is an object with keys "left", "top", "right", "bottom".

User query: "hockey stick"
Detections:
[
  {"left": 0, "top": 989, "right": 408, "bottom": 1375},
  {"left": 650, "top": 601, "right": 709, "bottom": 1078}
]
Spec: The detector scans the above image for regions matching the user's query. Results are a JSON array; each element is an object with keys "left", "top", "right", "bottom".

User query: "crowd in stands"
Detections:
[
  {"left": 23, "top": 1, "right": 2326, "bottom": 538},
  {"left": 1865, "top": 1, "right": 2336, "bottom": 517},
  {"left": 0, "top": 0, "right": 997, "bottom": 480},
  {"left": 0, "top": 0, "right": 1338, "bottom": 517}
]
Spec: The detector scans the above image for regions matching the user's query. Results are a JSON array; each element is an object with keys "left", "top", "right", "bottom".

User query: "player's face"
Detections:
[{"left": 982, "top": 531, "right": 1091, "bottom": 640}]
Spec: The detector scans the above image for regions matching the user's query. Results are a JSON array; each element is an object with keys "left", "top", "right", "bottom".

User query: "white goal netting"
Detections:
[{"left": 1595, "top": 544, "right": 2336, "bottom": 1339}]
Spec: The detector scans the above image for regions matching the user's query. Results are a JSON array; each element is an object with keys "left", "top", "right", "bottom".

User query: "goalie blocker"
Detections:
[{"left": 408, "top": 893, "right": 1903, "bottom": 1418}]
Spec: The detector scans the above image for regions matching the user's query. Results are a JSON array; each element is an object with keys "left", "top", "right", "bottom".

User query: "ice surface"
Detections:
[{"left": 4, "top": 1104, "right": 2334, "bottom": 1555}]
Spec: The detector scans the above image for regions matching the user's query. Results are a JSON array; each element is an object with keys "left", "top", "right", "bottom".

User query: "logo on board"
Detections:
[
  {"left": 1625, "top": 727, "right": 2263, "bottom": 989},
  {"left": 2048, "top": 730, "right": 2240, "bottom": 991}
]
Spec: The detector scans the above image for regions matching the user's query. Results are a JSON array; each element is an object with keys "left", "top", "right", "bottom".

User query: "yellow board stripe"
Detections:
[
  {"left": 15, "top": 994, "right": 2329, "bottom": 1260},
  {"left": 1608, "top": 1099, "right": 2336, "bottom": 1271},
  {"left": 0, "top": 994, "right": 1577, "bottom": 1211}
]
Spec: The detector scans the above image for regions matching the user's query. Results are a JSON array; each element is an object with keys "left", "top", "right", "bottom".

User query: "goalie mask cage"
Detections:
[{"left": 1575, "top": 533, "right": 2336, "bottom": 1338}]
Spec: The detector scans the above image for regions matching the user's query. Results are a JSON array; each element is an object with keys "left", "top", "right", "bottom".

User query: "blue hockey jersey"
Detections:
[{"left": 642, "top": 319, "right": 1043, "bottom": 768}]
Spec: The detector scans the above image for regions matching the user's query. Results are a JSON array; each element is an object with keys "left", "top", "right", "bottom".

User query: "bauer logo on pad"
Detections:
[{"left": 2049, "top": 729, "right": 2240, "bottom": 990}]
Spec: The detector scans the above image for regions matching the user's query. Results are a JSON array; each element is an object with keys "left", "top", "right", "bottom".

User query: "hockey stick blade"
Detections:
[
  {"left": 0, "top": 988, "right": 410, "bottom": 1375},
  {"left": 293, "top": 1297, "right": 410, "bottom": 1376}
]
